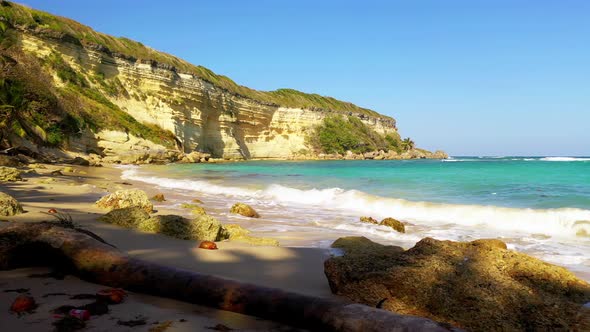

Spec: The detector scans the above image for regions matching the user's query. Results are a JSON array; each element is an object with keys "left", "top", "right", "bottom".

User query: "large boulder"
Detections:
[
  {"left": 324, "top": 236, "right": 590, "bottom": 331},
  {"left": 137, "top": 214, "right": 225, "bottom": 241},
  {"left": 99, "top": 207, "right": 226, "bottom": 241},
  {"left": 223, "top": 224, "right": 279, "bottom": 246},
  {"left": 0, "top": 192, "right": 24, "bottom": 216},
  {"left": 0, "top": 167, "right": 22, "bottom": 182},
  {"left": 380, "top": 217, "right": 405, "bottom": 233},
  {"left": 98, "top": 207, "right": 150, "bottom": 228},
  {"left": 230, "top": 203, "right": 260, "bottom": 218},
  {"left": 95, "top": 189, "right": 153, "bottom": 213}
]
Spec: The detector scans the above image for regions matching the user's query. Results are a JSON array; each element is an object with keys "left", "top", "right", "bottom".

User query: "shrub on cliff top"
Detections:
[{"left": 309, "top": 116, "right": 403, "bottom": 154}]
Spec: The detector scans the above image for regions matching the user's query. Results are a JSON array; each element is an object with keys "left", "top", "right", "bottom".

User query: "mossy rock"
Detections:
[
  {"left": 191, "top": 206, "right": 206, "bottom": 215},
  {"left": 0, "top": 192, "right": 24, "bottom": 216},
  {"left": 229, "top": 203, "right": 260, "bottom": 218},
  {"left": 191, "top": 198, "right": 203, "bottom": 204},
  {"left": 95, "top": 189, "right": 153, "bottom": 213},
  {"left": 98, "top": 207, "right": 150, "bottom": 228},
  {"left": 223, "top": 224, "right": 279, "bottom": 246},
  {"left": 324, "top": 236, "right": 590, "bottom": 331},
  {"left": 139, "top": 214, "right": 226, "bottom": 241},
  {"left": 0, "top": 167, "right": 23, "bottom": 182},
  {"left": 100, "top": 207, "right": 226, "bottom": 241},
  {"left": 380, "top": 217, "right": 405, "bottom": 233}
]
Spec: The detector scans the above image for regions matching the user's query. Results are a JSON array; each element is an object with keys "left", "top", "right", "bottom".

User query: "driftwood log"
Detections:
[{"left": 0, "top": 223, "right": 458, "bottom": 331}]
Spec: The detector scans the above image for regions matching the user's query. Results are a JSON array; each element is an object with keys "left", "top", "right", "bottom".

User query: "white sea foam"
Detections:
[
  {"left": 122, "top": 167, "right": 590, "bottom": 239},
  {"left": 540, "top": 157, "right": 590, "bottom": 162}
]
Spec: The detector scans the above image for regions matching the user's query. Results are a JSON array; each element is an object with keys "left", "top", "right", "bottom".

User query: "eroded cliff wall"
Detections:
[{"left": 20, "top": 32, "right": 398, "bottom": 159}]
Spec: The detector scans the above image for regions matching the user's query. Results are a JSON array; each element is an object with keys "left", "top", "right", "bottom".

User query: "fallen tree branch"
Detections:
[{"left": 0, "top": 223, "right": 459, "bottom": 331}]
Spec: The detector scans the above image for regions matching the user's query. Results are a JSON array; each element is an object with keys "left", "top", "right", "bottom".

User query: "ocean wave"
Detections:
[
  {"left": 540, "top": 157, "right": 590, "bottom": 162},
  {"left": 121, "top": 168, "right": 590, "bottom": 239}
]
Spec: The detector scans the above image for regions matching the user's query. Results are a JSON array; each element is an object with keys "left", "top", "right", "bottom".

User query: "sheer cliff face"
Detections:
[{"left": 21, "top": 33, "right": 398, "bottom": 159}]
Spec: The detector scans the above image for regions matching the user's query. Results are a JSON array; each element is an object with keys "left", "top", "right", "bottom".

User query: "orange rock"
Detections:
[
  {"left": 199, "top": 241, "right": 218, "bottom": 250},
  {"left": 10, "top": 295, "right": 36, "bottom": 313},
  {"left": 48, "top": 208, "right": 58, "bottom": 214}
]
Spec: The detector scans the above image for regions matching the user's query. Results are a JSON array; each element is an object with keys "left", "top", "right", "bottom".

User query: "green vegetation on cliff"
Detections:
[
  {"left": 308, "top": 116, "right": 402, "bottom": 154},
  {"left": 0, "top": 1, "right": 387, "bottom": 118},
  {"left": 0, "top": 26, "right": 176, "bottom": 149}
]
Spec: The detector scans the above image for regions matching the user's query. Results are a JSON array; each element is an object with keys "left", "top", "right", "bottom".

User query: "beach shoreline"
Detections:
[{"left": 0, "top": 162, "right": 340, "bottom": 330}]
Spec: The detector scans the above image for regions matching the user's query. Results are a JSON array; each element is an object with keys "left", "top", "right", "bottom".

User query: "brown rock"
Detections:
[
  {"left": 380, "top": 217, "right": 405, "bottom": 233},
  {"left": 359, "top": 216, "right": 378, "bottom": 224},
  {"left": 151, "top": 193, "right": 166, "bottom": 202},
  {"left": 229, "top": 203, "right": 260, "bottom": 218},
  {"left": 324, "top": 236, "right": 590, "bottom": 331}
]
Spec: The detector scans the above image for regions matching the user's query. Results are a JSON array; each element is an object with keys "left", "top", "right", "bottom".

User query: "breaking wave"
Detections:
[{"left": 121, "top": 168, "right": 590, "bottom": 239}]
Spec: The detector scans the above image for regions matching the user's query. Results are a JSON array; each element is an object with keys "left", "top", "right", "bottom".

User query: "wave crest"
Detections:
[{"left": 121, "top": 168, "right": 590, "bottom": 239}]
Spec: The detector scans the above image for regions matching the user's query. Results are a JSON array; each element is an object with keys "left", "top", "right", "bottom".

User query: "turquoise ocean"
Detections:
[{"left": 121, "top": 157, "right": 590, "bottom": 279}]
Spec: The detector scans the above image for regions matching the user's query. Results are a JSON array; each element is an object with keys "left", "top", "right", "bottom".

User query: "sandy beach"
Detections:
[{"left": 0, "top": 163, "right": 333, "bottom": 331}]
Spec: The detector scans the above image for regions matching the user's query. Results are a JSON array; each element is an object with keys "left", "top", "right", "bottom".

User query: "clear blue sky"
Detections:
[{"left": 22, "top": 1, "right": 590, "bottom": 156}]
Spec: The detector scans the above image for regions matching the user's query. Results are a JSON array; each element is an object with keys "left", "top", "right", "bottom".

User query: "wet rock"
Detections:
[
  {"left": 0, "top": 192, "right": 24, "bottom": 216},
  {"left": 223, "top": 224, "right": 279, "bottom": 246},
  {"left": 230, "top": 203, "right": 260, "bottom": 218},
  {"left": 380, "top": 217, "right": 405, "bottom": 233},
  {"left": 359, "top": 216, "right": 378, "bottom": 224},
  {"left": 95, "top": 189, "right": 153, "bottom": 213},
  {"left": 151, "top": 193, "right": 166, "bottom": 202},
  {"left": 0, "top": 166, "right": 22, "bottom": 182},
  {"left": 324, "top": 236, "right": 590, "bottom": 331}
]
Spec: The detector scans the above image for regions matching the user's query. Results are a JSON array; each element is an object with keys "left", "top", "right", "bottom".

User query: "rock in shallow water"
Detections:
[
  {"left": 230, "top": 203, "right": 260, "bottom": 218},
  {"left": 324, "top": 236, "right": 590, "bottom": 331},
  {"left": 379, "top": 217, "right": 405, "bottom": 233}
]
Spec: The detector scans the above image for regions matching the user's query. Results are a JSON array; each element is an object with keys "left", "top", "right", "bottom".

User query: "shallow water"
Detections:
[{"left": 120, "top": 157, "right": 590, "bottom": 279}]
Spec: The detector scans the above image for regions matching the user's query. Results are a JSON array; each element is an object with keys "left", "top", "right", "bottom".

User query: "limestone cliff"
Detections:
[{"left": 0, "top": 2, "right": 442, "bottom": 162}]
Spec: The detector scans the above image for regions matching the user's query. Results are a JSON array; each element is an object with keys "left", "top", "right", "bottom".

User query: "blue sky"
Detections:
[{"left": 22, "top": 1, "right": 590, "bottom": 156}]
